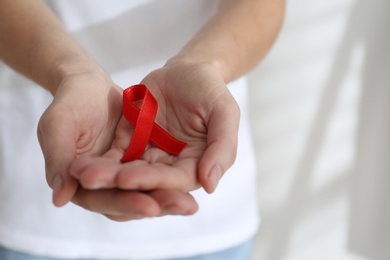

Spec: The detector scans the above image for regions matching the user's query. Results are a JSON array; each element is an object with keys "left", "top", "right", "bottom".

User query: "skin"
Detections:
[{"left": 0, "top": 0, "right": 285, "bottom": 221}]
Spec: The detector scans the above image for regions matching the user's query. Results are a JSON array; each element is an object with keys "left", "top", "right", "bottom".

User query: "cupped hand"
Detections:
[
  {"left": 70, "top": 60, "right": 240, "bottom": 194},
  {"left": 38, "top": 70, "right": 122, "bottom": 206},
  {"left": 38, "top": 69, "right": 198, "bottom": 220}
]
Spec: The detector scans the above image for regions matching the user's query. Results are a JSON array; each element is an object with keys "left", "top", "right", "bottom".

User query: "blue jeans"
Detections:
[{"left": 0, "top": 238, "right": 253, "bottom": 260}]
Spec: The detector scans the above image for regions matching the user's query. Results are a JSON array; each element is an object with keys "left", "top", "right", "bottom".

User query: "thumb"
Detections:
[
  {"left": 38, "top": 108, "right": 78, "bottom": 207},
  {"left": 198, "top": 99, "right": 240, "bottom": 193}
]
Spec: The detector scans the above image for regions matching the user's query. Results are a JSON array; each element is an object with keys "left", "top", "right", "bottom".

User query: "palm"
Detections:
[{"left": 70, "top": 61, "right": 240, "bottom": 194}]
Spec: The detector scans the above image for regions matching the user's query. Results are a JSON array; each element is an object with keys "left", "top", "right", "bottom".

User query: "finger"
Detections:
[
  {"left": 147, "top": 189, "right": 199, "bottom": 216},
  {"left": 69, "top": 155, "right": 124, "bottom": 189},
  {"left": 103, "top": 190, "right": 198, "bottom": 221},
  {"left": 199, "top": 98, "right": 240, "bottom": 193},
  {"left": 72, "top": 152, "right": 200, "bottom": 192},
  {"left": 71, "top": 187, "right": 161, "bottom": 221},
  {"left": 115, "top": 158, "right": 200, "bottom": 191},
  {"left": 38, "top": 107, "right": 78, "bottom": 207}
]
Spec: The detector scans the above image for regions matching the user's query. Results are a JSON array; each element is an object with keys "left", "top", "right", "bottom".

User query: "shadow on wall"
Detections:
[
  {"left": 348, "top": 1, "right": 390, "bottom": 260},
  {"left": 252, "top": 0, "right": 390, "bottom": 259}
]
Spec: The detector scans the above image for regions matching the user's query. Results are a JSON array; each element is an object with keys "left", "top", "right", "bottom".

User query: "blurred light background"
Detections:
[{"left": 249, "top": 0, "right": 390, "bottom": 259}]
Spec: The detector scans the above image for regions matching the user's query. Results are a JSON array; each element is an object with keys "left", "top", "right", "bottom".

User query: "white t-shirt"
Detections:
[{"left": 0, "top": 1, "right": 259, "bottom": 259}]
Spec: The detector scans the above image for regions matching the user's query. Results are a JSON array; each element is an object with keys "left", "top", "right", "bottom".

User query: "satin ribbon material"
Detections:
[{"left": 121, "top": 84, "right": 187, "bottom": 162}]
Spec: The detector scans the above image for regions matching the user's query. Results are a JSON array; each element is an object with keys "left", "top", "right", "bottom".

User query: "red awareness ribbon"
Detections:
[{"left": 120, "top": 84, "right": 187, "bottom": 162}]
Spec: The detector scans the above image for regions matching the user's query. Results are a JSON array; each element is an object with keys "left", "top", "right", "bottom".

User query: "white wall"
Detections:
[{"left": 249, "top": 1, "right": 390, "bottom": 259}]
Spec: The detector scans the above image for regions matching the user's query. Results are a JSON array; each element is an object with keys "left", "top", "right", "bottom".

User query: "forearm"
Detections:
[
  {"left": 0, "top": 0, "right": 102, "bottom": 94},
  {"left": 170, "top": 0, "right": 285, "bottom": 83}
]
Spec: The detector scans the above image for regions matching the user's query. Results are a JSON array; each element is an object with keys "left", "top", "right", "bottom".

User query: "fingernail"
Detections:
[
  {"left": 208, "top": 165, "right": 222, "bottom": 193},
  {"left": 88, "top": 180, "right": 110, "bottom": 189},
  {"left": 165, "top": 204, "right": 182, "bottom": 216},
  {"left": 133, "top": 213, "right": 147, "bottom": 220},
  {"left": 52, "top": 175, "right": 63, "bottom": 192}
]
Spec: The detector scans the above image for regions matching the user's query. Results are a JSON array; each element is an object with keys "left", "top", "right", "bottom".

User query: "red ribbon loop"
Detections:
[{"left": 120, "top": 84, "right": 187, "bottom": 162}]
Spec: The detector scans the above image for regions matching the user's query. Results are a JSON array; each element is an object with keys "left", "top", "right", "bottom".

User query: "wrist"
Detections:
[
  {"left": 46, "top": 55, "right": 106, "bottom": 95},
  {"left": 165, "top": 52, "right": 227, "bottom": 82}
]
